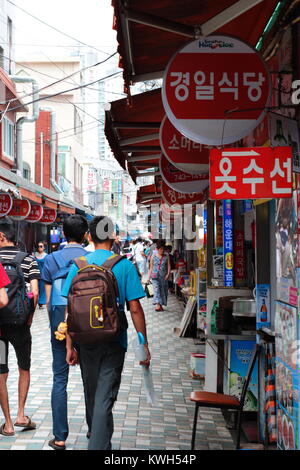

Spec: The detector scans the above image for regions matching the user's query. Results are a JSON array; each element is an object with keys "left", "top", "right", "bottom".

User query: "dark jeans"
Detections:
[
  {"left": 79, "top": 341, "right": 126, "bottom": 450},
  {"left": 49, "top": 305, "right": 69, "bottom": 442}
]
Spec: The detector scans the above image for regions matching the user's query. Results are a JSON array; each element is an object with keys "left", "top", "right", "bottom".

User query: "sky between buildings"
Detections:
[{"left": 14, "top": 0, "right": 117, "bottom": 61}]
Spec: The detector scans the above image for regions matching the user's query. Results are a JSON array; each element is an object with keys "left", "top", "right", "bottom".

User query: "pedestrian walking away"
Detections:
[
  {"left": 41, "top": 214, "right": 89, "bottom": 450},
  {"left": 0, "top": 217, "right": 40, "bottom": 437},
  {"left": 34, "top": 242, "right": 47, "bottom": 308},
  {"left": 61, "top": 216, "right": 151, "bottom": 450},
  {"left": 148, "top": 240, "right": 171, "bottom": 312}
]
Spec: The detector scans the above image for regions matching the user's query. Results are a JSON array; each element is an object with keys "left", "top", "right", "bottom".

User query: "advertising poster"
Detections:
[
  {"left": 276, "top": 192, "right": 298, "bottom": 306},
  {"left": 276, "top": 361, "right": 299, "bottom": 450},
  {"left": 256, "top": 284, "right": 271, "bottom": 330},
  {"left": 269, "top": 112, "right": 300, "bottom": 173},
  {"left": 275, "top": 302, "right": 297, "bottom": 370},
  {"left": 229, "top": 340, "right": 258, "bottom": 411}
]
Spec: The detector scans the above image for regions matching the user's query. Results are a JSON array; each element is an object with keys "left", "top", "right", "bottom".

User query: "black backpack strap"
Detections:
[
  {"left": 74, "top": 256, "right": 89, "bottom": 270},
  {"left": 13, "top": 251, "right": 29, "bottom": 265},
  {"left": 102, "top": 254, "right": 126, "bottom": 271}
]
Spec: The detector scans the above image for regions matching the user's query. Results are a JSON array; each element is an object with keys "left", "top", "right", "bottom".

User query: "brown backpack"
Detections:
[{"left": 67, "top": 254, "right": 128, "bottom": 345}]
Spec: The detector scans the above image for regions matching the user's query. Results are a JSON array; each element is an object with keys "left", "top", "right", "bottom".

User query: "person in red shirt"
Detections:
[{"left": 0, "top": 263, "right": 9, "bottom": 309}]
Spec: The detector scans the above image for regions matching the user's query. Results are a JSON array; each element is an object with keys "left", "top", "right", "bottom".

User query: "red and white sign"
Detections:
[
  {"left": 159, "top": 115, "right": 209, "bottom": 174},
  {"left": 87, "top": 169, "right": 97, "bottom": 191},
  {"left": 210, "top": 146, "right": 292, "bottom": 200},
  {"left": 160, "top": 154, "right": 209, "bottom": 194},
  {"left": 0, "top": 193, "right": 13, "bottom": 217},
  {"left": 162, "top": 35, "right": 271, "bottom": 146},
  {"left": 160, "top": 202, "right": 182, "bottom": 222},
  {"left": 161, "top": 180, "right": 205, "bottom": 206},
  {"left": 26, "top": 204, "right": 44, "bottom": 223},
  {"left": 40, "top": 208, "right": 57, "bottom": 225},
  {"left": 8, "top": 199, "right": 31, "bottom": 220}
]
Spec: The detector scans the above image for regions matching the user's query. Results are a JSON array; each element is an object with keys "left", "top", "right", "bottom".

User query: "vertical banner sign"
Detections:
[
  {"left": 223, "top": 200, "right": 234, "bottom": 287},
  {"left": 215, "top": 201, "right": 223, "bottom": 254},
  {"left": 203, "top": 207, "right": 207, "bottom": 247},
  {"left": 234, "top": 230, "right": 245, "bottom": 281}
]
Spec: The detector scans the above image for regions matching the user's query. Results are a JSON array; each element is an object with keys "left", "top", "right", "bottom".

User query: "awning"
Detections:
[
  {"left": 112, "top": 0, "right": 287, "bottom": 91},
  {"left": 0, "top": 68, "right": 28, "bottom": 112},
  {"left": 105, "top": 88, "right": 164, "bottom": 181},
  {"left": 0, "top": 167, "right": 93, "bottom": 216},
  {"left": 0, "top": 178, "right": 21, "bottom": 198},
  {"left": 136, "top": 183, "right": 161, "bottom": 205}
]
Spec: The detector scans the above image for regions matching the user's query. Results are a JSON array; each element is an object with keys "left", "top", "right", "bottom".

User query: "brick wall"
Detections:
[{"left": 35, "top": 110, "right": 51, "bottom": 188}]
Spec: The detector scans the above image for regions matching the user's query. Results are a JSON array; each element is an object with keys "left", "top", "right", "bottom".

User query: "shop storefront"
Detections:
[{"left": 105, "top": 0, "right": 300, "bottom": 450}]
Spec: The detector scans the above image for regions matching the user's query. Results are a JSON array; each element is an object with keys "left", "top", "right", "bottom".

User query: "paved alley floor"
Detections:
[{"left": 0, "top": 295, "right": 235, "bottom": 450}]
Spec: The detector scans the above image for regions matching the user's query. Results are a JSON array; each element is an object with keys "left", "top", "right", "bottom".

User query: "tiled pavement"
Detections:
[{"left": 0, "top": 295, "right": 235, "bottom": 450}]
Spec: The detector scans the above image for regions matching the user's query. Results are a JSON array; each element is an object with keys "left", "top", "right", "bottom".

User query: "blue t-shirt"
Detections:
[
  {"left": 42, "top": 244, "right": 88, "bottom": 306},
  {"left": 61, "top": 249, "right": 146, "bottom": 350}
]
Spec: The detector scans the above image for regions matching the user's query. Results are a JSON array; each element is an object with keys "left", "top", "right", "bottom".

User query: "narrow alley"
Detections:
[{"left": 0, "top": 295, "right": 234, "bottom": 451}]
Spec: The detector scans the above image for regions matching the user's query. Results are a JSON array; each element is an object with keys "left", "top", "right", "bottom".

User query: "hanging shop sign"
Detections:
[
  {"left": 162, "top": 35, "right": 271, "bottom": 146},
  {"left": 40, "top": 208, "right": 57, "bottom": 225},
  {"left": 0, "top": 193, "right": 13, "bottom": 217},
  {"left": 159, "top": 115, "right": 209, "bottom": 174},
  {"left": 269, "top": 112, "right": 300, "bottom": 173},
  {"left": 160, "top": 154, "right": 209, "bottom": 194},
  {"left": 8, "top": 198, "right": 31, "bottom": 220},
  {"left": 210, "top": 146, "right": 293, "bottom": 200},
  {"left": 223, "top": 200, "right": 234, "bottom": 287},
  {"left": 26, "top": 204, "right": 44, "bottom": 223},
  {"left": 161, "top": 180, "right": 205, "bottom": 206}
]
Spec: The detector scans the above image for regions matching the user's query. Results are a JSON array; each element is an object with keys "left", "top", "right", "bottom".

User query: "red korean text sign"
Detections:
[
  {"left": 0, "top": 193, "right": 13, "bottom": 217},
  {"left": 8, "top": 199, "right": 31, "bottom": 220},
  {"left": 161, "top": 181, "right": 205, "bottom": 206},
  {"left": 162, "top": 35, "right": 271, "bottom": 146},
  {"left": 26, "top": 204, "right": 44, "bottom": 223},
  {"left": 160, "top": 154, "right": 209, "bottom": 194},
  {"left": 210, "top": 147, "right": 292, "bottom": 200},
  {"left": 159, "top": 115, "right": 209, "bottom": 175},
  {"left": 40, "top": 208, "right": 57, "bottom": 225}
]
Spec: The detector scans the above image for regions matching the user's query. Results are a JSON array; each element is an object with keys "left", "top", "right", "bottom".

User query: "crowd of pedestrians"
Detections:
[{"left": 0, "top": 216, "right": 178, "bottom": 450}]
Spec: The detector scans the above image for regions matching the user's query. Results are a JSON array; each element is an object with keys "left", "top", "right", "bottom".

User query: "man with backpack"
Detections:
[
  {"left": 61, "top": 216, "right": 151, "bottom": 450},
  {"left": 0, "top": 217, "right": 40, "bottom": 436},
  {"left": 41, "top": 214, "right": 88, "bottom": 450}
]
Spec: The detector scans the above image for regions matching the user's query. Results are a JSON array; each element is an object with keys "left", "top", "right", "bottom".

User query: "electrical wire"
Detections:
[
  {"left": 0, "top": 51, "right": 119, "bottom": 106},
  {"left": 0, "top": 71, "right": 122, "bottom": 114},
  {"left": 8, "top": 0, "right": 113, "bottom": 57}
]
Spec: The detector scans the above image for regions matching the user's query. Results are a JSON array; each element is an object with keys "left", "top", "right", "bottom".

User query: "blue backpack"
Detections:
[{"left": 51, "top": 251, "right": 75, "bottom": 306}]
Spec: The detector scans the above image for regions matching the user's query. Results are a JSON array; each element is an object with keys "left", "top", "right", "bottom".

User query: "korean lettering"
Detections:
[
  {"left": 170, "top": 72, "right": 190, "bottom": 101},
  {"left": 215, "top": 158, "right": 237, "bottom": 195},
  {"left": 218, "top": 72, "right": 238, "bottom": 100},
  {"left": 242, "top": 159, "right": 264, "bottom": 195},
  {"left": 243, "top": 72, "right": 266, "bottom": 102},
  {"left": 168, "top": 134, "right": 180, "bottom": 150},
  {"left": 270, "top": 158, "right": 292, "bottom": 194},
  {"left": 194, "top": 71, "right": 214, "bottom": 100}
]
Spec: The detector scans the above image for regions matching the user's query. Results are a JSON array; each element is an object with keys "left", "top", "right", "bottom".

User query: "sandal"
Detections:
[
  {"left": 48, "top": 438, "right": 66, "bottom": 450},
  {"left": 14, "top": 416, "right": 36, "bottom": 430},
  {"left": 0, "top": 423, "right": 15, "bottom": 437}
]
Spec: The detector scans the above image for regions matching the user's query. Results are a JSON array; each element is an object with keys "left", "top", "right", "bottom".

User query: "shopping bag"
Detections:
[{"left": 145, "top": 282, "right": 154, "bottom": 298}]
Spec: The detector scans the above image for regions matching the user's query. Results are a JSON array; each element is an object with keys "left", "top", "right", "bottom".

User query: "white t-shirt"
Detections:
[
  {"left": 135, "top": 243, "right": 145, "bottom": 262},
  {"left": 85, "top": 243, "right": 95, "bottom": 252}
]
